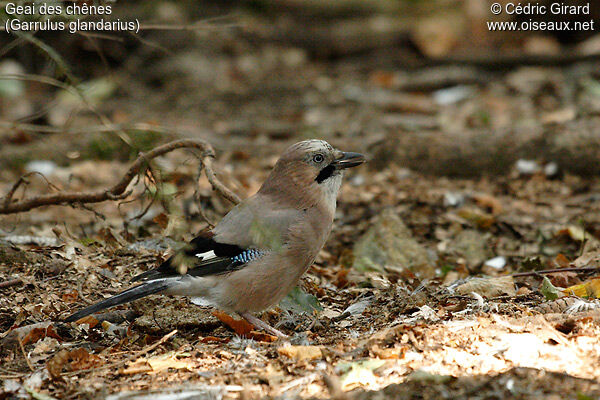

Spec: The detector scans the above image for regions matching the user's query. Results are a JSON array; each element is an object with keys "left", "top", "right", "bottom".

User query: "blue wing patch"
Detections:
[
  {"left": 232, "top": 249, "right": 264, "bottom": 264},
  {"left": 131, "top": 232, "right": 266, "bottom": 282}
]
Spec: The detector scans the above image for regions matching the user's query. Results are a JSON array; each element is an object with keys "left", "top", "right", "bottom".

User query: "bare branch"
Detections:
[
  {"left": 202, "top": 155, "right": 241, "bottom": 205},
  {"left": 2, "top": 171, "right": 62, "bottom": 209},
  {"left": 3, "top": 175, "right": 30, "bottom": 209},
  {"left": 0, "top": 139, "right": 239, "bottom": 214},
  {"left": 512, "top": 266, "right": 600, "bottom": 277},
  {"left": 0, "top": 278, "right": 23, "bottom": 289}
]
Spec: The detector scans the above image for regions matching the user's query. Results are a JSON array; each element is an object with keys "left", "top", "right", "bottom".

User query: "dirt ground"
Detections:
[{"left": 2, "top": 3, "right": 600, "bottom": 399}]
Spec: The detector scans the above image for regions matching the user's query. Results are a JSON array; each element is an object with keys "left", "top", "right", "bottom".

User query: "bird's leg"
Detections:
[{"left": 240, "top": 312, "right": 289, "bottom": 339}]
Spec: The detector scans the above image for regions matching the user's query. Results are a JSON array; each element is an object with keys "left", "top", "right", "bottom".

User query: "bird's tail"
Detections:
[{"left": 64, "top": 279, "right": 175, "bottom": 323}]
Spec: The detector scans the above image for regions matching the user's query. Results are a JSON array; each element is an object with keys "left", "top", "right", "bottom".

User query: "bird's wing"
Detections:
[
  {"left": 212, "top": 194, "right": 303, "bottom": 249},
  {"left": 130, "top": 231, "right": 266, "bottom": 282},
  {"left": 132, "top": 194, "right": 302, "bottom": 282},
  {"left": 67, "top": 231, "right": 265, "bottom": 322}
]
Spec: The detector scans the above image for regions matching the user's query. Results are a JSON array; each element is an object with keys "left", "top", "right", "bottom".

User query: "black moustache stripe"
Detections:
[{"left": 316, "top": 164, "right": 336, "bottom": 183}]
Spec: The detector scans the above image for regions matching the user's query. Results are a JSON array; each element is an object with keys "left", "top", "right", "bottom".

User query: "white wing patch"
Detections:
[
  {"left": 195, "top": 250, "right": 216, "bottom": 260},
  {"left": 190, "top": 296, "right": 214, "bottom": 307}
]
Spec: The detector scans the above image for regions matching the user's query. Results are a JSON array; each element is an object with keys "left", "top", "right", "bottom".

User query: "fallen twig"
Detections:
[
  {"left": 127, "top": 329, "right": 178, "bottom": 361},
  {"left": 18, "top": 338, "right": 34, "bottom": 372},
  {"left": 2, "top": 172, "right": 61, "bottom": 210},
  {"left": 0, "top": 139, "right": 240, "bottom": 214},
  {"left": 0, "top": 278, "right": 23, "bottom": 289},
  {"left": 202, "top": 155, "right": 241, "bottom": 205},
  {"left": 62, "top": 329, "right": 178, "bottom": 376},
  {"left": 3, "top": 175, "right": 29, "bottom": 209},
  {"left": 512, "top": 266, "right": 600, "bottom": 277}
]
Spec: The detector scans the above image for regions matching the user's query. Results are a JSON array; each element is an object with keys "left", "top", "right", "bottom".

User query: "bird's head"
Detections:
[{"left": 259, "top": 139, "right": 365, "bottom": 208}]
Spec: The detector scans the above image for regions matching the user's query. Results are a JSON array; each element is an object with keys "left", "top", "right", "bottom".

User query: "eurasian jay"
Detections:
[{"left": 65, "top": 140, "right": 365, "bottom": 337}]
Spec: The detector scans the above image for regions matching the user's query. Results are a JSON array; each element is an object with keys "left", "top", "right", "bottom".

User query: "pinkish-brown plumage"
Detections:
[{"left": 66, "top": 140, "right": 365, "bottom": 337}]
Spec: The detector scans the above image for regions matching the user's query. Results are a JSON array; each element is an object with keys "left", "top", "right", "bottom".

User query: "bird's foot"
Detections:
[{"left": 241, "top": 312, "right": 289, "bottom": 339}]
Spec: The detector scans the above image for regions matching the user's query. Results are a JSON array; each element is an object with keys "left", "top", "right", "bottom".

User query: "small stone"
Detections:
[
  {"left": 450, "top": 230, "right": 492, "bottom": 268},
  {"left": 433, "top": 85, "right": 473, "bottom": 105},
  {"left": 25, "top": 160, "right": 57, "bottom": 176},
  {"left": 484, "top": 256, "right": 506, "bottom": 270},
  {"left": 353, "top": 209, "right": 434, "bottom": 277},
  {"left": 516, "top": 159, "right": 540, "bottom": 175},
  {"left": 443, "top": 192, "right": 465, "bottom": 208},
  {"left": 544, "top": 162, "right": 559, "bottom": 178}
]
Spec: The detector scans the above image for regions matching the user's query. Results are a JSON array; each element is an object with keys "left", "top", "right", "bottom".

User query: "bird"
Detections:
[{"left": 65, "top": 139, "right": 365, "bottom": 338}]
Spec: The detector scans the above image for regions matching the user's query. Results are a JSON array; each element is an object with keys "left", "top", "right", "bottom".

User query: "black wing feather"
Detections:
[
  {"left": 64, "top": 280, "right": 171, "bottom": 322},
  {"left": 131, "top": 232, "right": 258, "bottom": 282},
  {"left": 65, "top": 233, "right": 262, "bottom": 323},
  {"left": 185, "top": 235, "right": 243, "bottom": 258}
]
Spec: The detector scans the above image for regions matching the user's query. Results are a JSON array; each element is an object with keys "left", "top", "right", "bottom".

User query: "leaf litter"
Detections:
[
  {"left": 3, "top": 34, "right": 600, "bottom": 399},
  {"left": 4, "top": 163, "right": 600, "bottom": 399}
]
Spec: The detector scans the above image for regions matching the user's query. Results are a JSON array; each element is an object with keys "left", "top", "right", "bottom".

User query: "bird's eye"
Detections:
[{"left": 313, "top": 154, "right": 324, "bottom": 163}]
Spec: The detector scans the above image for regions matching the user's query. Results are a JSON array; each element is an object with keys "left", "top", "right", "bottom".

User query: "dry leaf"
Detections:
[
  {"left": 21, "top": 327, "right": 47, "bottom": 346},
  {"left": 334, "top": 268, "right": 350, "bottom": 289},
  {"left": 98, "top": 227, "right": 127, "bottom": 248},
  {"left": 147, "top": 354, "right": 193, "bottom": 373},
  {"left": 121, "top": 354, "right": 193, "bottom": 375},
  {"left": 74, "top": 315, "right": 100, "bottom": 328},
  {"left": 47, "top": 348, "right": 102, "bottom": 379},
  {"left": 61, "top": 290, "right": 79, "bottom": 303},
  {"left": 120, "top": 359, "right": 152, "bottom": 375},
  {"left": 69, "top": 348, "right": 102, "bottom": 371},
  {"left": 45, "top": 325, "right": 63, "bottom": 341},
  {"left": 212, "top": 310, "right": 254, "bottom": 336},
  {"left": 563, "top": 278, "right": 600, "bottom": 298},
  {"left": 338, "top": 359, "right": 386, "bottom": 391},
  {"left": 369, "top": 70, "right": 396, "bottom": 88},
  {"left": 211, "top": 311, "right": 278, "bottom": 341},
  {"left": 556, "top": 226, "right": 589, "bottom": 242},
  {"left": 456, "top": 276, "right": 516, "bottom": 297},
  {"left": 47, "top": 349, "right": 70, "bottom": 379},
  {"left": 553, "top": 253, "right": 571, "bottom": 269},
  {"left": 547, "top": 255, "right": 577, "bottom": 287},
  {"left": 21, "top": 325, "right": 61, "bottom": 346},
  {"left": 247, "top": 331, "right": 278, "bottom": 342},
  {"left": 370, "top": 344, "right": 406, "bottom": 360},
  {"left": 457, "top": 208, "right": 495, "bottom": 229},
  {"left": 152, "top": 213, "right": 169, "bottom": 229},
  {"left": 472, "top": 193, "right": 503, "bottom": 215},
  {"left": 571, "top": 240, "right": 600, "bottom": 268},
  {"left": 278, "top": 345, "right": 323, "bottom": 361}
]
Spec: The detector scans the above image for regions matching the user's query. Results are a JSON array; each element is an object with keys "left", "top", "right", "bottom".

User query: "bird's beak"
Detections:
[{"left": 332, "top": 152, "right": 366, "bottom": 169}]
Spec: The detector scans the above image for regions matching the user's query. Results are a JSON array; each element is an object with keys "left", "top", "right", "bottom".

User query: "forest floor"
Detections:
[
  {"left": 2, "top": 7, "right": 600, "bottom": 398},
  {"left": 2, "top": 162, "right": 600, "bottom": 399}
]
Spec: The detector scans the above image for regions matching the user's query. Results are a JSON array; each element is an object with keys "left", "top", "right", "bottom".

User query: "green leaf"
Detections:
[
  {"left": 280, "top": 286, "right": 323, "bottom": 314},
  {"left": 540, "top": 276, "right": 562, "bottom": 301},
  {"left": 336, "top": 358, "right": 386, "bottom": 390},
  {"left": 24, "top": 387, "right": 58, "bottom": 400},
  {"left": 577, "top": 392, "right": 594, "bottom": 400}
]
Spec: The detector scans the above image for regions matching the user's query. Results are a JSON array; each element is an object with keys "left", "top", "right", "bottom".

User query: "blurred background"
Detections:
[
  {"left": 1, "top": 0, "right": 600, "bottom": 179},
  {"left": 2, "top": 2, "right": 600, "bottom": 397}
]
